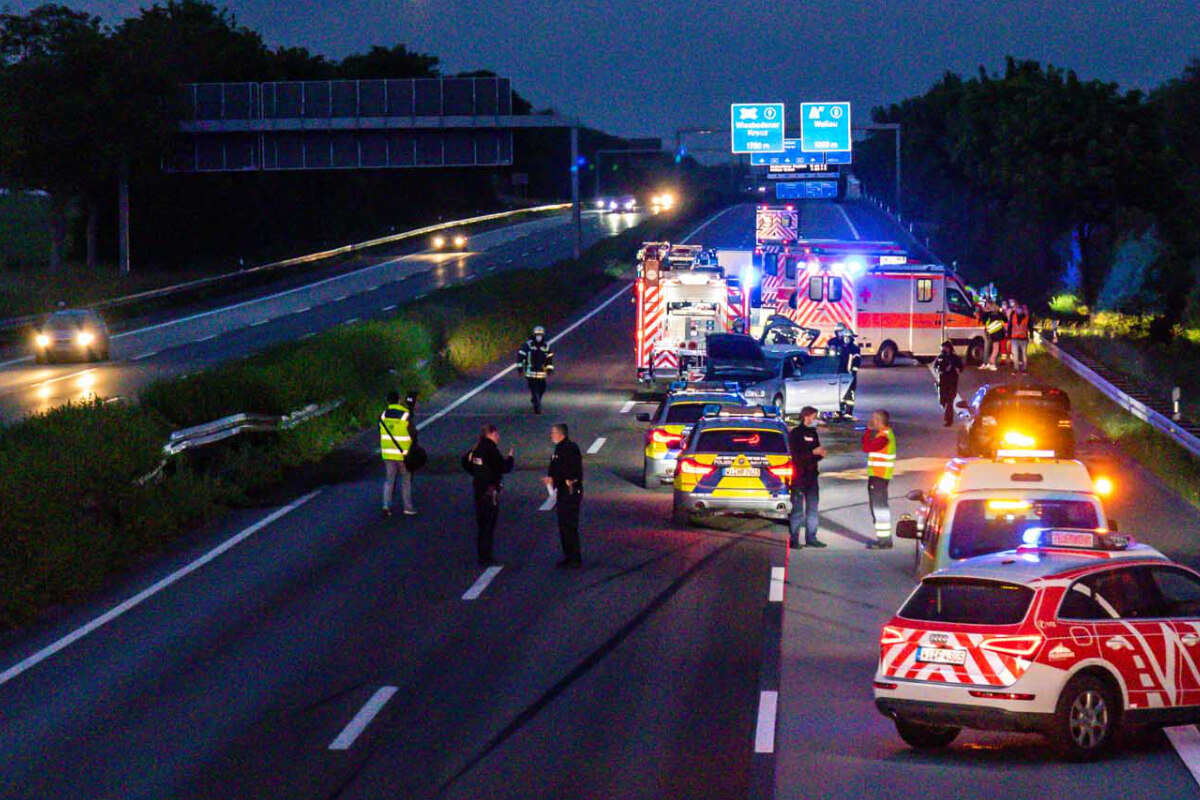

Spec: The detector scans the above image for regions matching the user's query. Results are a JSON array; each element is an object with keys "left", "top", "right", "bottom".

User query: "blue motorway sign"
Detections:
[
  {"left": 776, "top": 180, "right": 839, "bottom": 200},
  {"left": 800, "top": 102, "right": 851, "bottom": 153},
  {"left": 731, "top": 103, "right": 785, "bottom": 153},
  {"left": 750, "top": 140, "right": 823, "bottom": 166},
  {"left": 824, "top": 150, "right": 853, "bottom": 165}
]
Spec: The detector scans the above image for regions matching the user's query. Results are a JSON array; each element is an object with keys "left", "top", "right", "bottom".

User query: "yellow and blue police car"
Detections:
[{"left": 638, "top": 383, "right": 747, "bottom": 489}]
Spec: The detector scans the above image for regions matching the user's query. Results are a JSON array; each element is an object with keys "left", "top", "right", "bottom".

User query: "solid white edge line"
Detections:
[
  {"left": 587, "top": 437, "right": 606, "bottom": 454},
  {"left": 0, "top": 489, "right": 321, "bottom": 689},
  {"left": 381, "top": 305, "right": 397, "bottom": 312},
  {"left": 250, "top": 319, "right": 269, "bottom": 327},
  {"left": 461, "top": 566, "right": 503, "bottom": 601},
  {"left": 342, "top": 318, "right": 360, "bottom": 325},
  {"left": 328, "top": 686, "right": 399, "bottom": 751},
  {"left": 769, "top": 566, "right": 786, "bottom": 603},
  {"left": 620, "top": 401, "right": 636, "bottom": 414},
  {"left": 833, "top": 203, "right": 862, "bottom": 241},
  {"left": 196, "top": 334, "right": 219, "bottom": 343},
  {"left": 539, "top": 495, "right": 556, "bottom": 512},
  {"left": 754, "top": 690, "right": 779, "bottom": 753},
  {"left": 132, "top": 351, "right": 158, "bottom": 361},
  {"left": 1166, "top": 726, "right": 1200, "bottom": 788}
]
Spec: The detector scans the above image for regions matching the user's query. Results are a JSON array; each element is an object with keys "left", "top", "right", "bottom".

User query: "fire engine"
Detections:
[{"left": 635, "top": 243, "right": 749, "bottom": 389}]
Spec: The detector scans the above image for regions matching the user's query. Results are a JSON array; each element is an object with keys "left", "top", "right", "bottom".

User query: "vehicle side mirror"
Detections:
[
  {"left": 896, "top": 517, "right": 919, "bottom": 540},
  {"left": 905, "top": 489, "right": 926, "bottom": 503},
  {"left": 1108, "top": 519, "right": 1119, "bottom": 532},
  {"left": 956, "top": 400, "right": 969, "bottom": 409},
  {"left": 636, "top": 413, "right": 651, "bottom": 422}
]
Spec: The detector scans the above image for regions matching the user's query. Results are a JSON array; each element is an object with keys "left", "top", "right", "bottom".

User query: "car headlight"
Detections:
[
  {"left": 77, "top": 331, "right": 95, "bottom": 346},
  {"left": 432, "top": 235, "right": 446, "bottom": 248},
  {"left": 595, "top": 200, "right": 606, "bottom": 209},
  {"left": 453, "top": 235, "right": 467, "bottom": 248},
  {"left": 608, "top": 201, "right": 617, "bottom": 210},
  {"left": 35, "top": 334, "right": 49, "bottom": 348},
  {"left": 625, "top": 200, "right": 636, "bottom": 210}
]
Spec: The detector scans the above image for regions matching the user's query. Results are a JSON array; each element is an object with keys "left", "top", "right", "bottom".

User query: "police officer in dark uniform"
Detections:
[
  {"left": 543, "top": 423, "right": 583, "bottom": 568},
  {"left": 787, "top": 406, "right": 828, "bottom": 549},
  {"left": 933, "top": 340, "right": 964, "bottom": 427},
  {"left": 517, "top": 325, "right": 555, "bottom": 414},
  {"left": 829, "top": 322, "right": 861, "bottom": 419},
  {"left": 461, "top": 424, "right": 514, "bottom": 566}
]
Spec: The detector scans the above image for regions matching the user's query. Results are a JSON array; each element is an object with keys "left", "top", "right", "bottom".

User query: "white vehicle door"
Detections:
[
  {"left": 911, "top": 275, "right": 943, "bottom": 358},
  {"left": 786, "top": 353, "right": 842, "bottom": 413}
]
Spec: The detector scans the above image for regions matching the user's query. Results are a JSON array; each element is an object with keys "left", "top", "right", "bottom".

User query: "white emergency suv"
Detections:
[{"left": 635, "top": 242, "right": 748, "bottom": 389}]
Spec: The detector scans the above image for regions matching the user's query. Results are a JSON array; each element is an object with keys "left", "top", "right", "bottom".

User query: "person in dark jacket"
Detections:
[
  {"left": 543, "top": 423, "right": 584, "bottom": 568},
  {"left": 461, "top": 424, "right": 514, "bottom": 566},
  {"left": 787, "top": 406, "right": 828, "bottom": 549},
  {"left": 933, "top": 341, "right": 964, "bottom": 427},
  {"left": 517, "top": 325, "right": 555, "bottom": 414}
]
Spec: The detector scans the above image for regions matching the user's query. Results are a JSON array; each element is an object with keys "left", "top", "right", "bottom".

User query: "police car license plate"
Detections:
[
  {"left": 725, "top": 467, "right": 760, "bottom": 477},
  {"left": 916, "top": 648, "right": 967, "bottom": 665}
]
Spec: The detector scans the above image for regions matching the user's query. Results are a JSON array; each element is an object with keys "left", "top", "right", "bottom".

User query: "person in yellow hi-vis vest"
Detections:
[
  {"left": 379, "top": 390, "right": 415, "bottom": 518},
  {"left": 861, "top": 410, "right": 897, "bottom": 549}
]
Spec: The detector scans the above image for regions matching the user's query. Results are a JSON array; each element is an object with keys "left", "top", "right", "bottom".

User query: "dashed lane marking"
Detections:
[
  {"left": 250, "top": 319, "right": 269, "bottom": 327},
  {"left": 620, "top": 401, "right": 636, "bottom": 414},
  {"left": 587, "top": 437, "right": 606, "bottom": 454},
  {"left": 461, "top": 566, "right": 503, "bottom": 601},
  {"left": 381, "top": 305, "right": 397, "bottom": 312},
  {"left": 754, "top": 691, "right": 778, "bottom": 753},
  {"left": 1166, "top": 726, "right": 1200, "bottom": 789},
  {"left": 131, "top": 351, "right": 158, "bottom": 361},
  {"left": 342, "top": 318, "right": 359, "bottom": 325},
  {"left": 769, "top": 567, "right": 786, "bottom": 602},
  {"left": 328, "top": 686, "right": 398, "bottom": 750}
]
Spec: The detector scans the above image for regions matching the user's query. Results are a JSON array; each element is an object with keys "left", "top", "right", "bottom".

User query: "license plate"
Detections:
[
  {"left": 724, "top": 468, "right": 760, "bottom": 477},
  {"left": 916, "top": 647, "right": 966, "bottom": 665}
]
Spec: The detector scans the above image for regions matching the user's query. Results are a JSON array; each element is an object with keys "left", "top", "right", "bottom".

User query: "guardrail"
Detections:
[
  {"left": 0, "top": 203, "right": 571, "bottom": 336},
  {"left": 1035, "top": 331, "right": 1200, "bottom": 459},
  {"left": 139, "top": 400, "right": 343, "bottom": 484}
]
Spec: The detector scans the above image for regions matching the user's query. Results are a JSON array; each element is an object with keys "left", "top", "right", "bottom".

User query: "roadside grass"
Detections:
[
  {"left": 1028, "top": 348, "right": 1200, "bottom": 509},
  {"left": 0, "top": 205, "right": 705, "bottom": 631}
]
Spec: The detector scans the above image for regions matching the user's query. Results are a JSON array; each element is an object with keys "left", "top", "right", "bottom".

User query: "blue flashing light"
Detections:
[
  {"left": 1022, "top": 528, "right": 1043, "bottom": 546},
  {"left": 845, "top": 256, "right": 868, "bottom": 276}
]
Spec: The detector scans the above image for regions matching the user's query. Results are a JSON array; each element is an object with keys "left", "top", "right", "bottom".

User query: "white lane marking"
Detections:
[
  {"left": 342, "top": 318, "right": 360, "bottom": 325},
  {"left": 754, "top": 690, "right": 779, "bottom": 753},
  {"left": 769, "top": 567, "right": 786, "bottom": 602},
  {"left": 620, "top": 401, "right": 636, "bottom": 414},
  {"left": 250, "top": 319, "right": 269, "bottom": 327},
  {"left": 833, "top": 203, "right": 862, "bottom": 241},
  {"left": 0, "top": 354, "right": 32, "bottom": 368},
  {"left": 294, "top": 306, "right": 312, "bottom": 314},
  {"left": 21, "top": 367, "right": 99, "bottom": 393},
  {"left": 521, "top": 251, "right": 530, "bottom": 257},
  {"left": 587, "top": 437, "right": 606, "bottom": 454},
  {"left": 486, "top": 266, "right": 496, "bottom": 273},
  {"left": 1166, "top": 726, "right": 1200, "bottom": 788},
  {"left": 539, "top": 495, "right": 557, "bottom": 512},
  {"left": 196, "top": 334, "right": 219, "bottom": 343},
  {"left": 415, "top": 293, "right": 428, "bottom": 301},
  {"left": 381, "top": 305, "right": 397, "bottom": 312},
  {"left": 328, "top": 686, "right": 398, "bottom": 751},
  {"left": 461, "top": 566, "right": 503, "bottom": 601},
  {"left": 334, "top": 295, "right": 349, "bottom": 302},
  {"left": 300, "top": 332, "right": 317, "bottom": 340},
  {"left": 131, "top": 351, "right": 159, "bottom": 361},
  {"left": 0, "top": 490, "right": 321, "bottom": 689},
  {"left": 680, "top": 204, "right": 745, "bottom": 244}
]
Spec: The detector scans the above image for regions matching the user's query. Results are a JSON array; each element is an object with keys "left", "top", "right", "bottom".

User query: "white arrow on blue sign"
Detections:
[
  {"left": 731, "top": 103, "right": 786, "bottom": 154},
  {"left": 799, "top": 102, "right": 852, "bottom": 153}
]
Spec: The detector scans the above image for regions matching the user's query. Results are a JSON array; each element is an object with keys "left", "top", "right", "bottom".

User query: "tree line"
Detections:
[
  {"left": 856, "top": 57, "right": 1200, "bottom": 325},
  {"left": 0, "top": 1, "right": 534, "bottom": 271}
]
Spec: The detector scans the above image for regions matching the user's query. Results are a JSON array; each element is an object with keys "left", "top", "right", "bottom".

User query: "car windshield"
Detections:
[
  {"left": 948, "top": 498, "right": 1100, "bottom": 560},
  {"left": 707, "top": 336, "right": 764, "bottom": 362},
  {"left": 665, "top": 402, "right": 740, "bottom": 424},
  {"left": 46, "top": 311, "right": 89, "bottom": 330},
  {"left": 694, "top": 428, "right": 787, "bottom": 454},
  {"left": 981, "top": 390, "right": 1070, "bottom": 415},
  {"left": 900, "top": 579, "right": 1034, "bottom": 625}
]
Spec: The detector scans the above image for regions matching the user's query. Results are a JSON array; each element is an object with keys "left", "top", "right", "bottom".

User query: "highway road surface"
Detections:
[
  {"left": 2, "top": 201, "right": 1199, "bottom": 800},
  {"left": 0, "top": 210, "right": 642, "bottom": 423}
]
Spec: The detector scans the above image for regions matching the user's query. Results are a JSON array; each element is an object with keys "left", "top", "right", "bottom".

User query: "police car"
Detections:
[
  {"left": 897, "top": 457, "right": 1115, "bottom": 578},
  {"left": 637, "top": 384, "right": 747, "bottom": 489},
  {"left": 671, "top": 406, "right": 792, "bottom": 525},
  {"left": 874, "top": 528, "right": 1200, "bottom": 760}
]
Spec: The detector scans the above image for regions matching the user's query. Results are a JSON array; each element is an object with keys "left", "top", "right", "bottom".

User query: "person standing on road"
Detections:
[
  {"left": 787, "top": 406, "right": 827, "bottom": 549},
  {"left": 379, "top": 390, "right": 415, "bottom": 518},
  {"left": 461, "top": 424, "right": 514, "bottom": 566},
  {"left": 830, "top": 322, "right": 861, "bottom": 419},
  {"left": 862, "top": 410, "right": 897, "bottom": 550},
  {"left": 517, "top": 325, "right": 555, "bottom": 414},
  {"left": 543, "top": 423, "right": 584, "bottom": 568},
  {"left": 1009, "top": 302, "right": 1031, "bottom": 374},
  {"left": 982, "top": 302, "right": 1007, "bottom": 371},
  {"left": 933, "top": 341, "right": 964, "bottom": 427}
]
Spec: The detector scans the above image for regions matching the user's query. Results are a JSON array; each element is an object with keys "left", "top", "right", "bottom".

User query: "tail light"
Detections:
[
  {"left": 980, "top": 635, "right": 1043, "bottom": 657},
  {"left": 880, "top": 625, "right": 907, "bottom": 645},
  {"left": 678, "top": 458, "right": 715, "bottom": 477},
  {"left": 767, "top": 462, "right": 794, "bottom": 480},
  {"left": 648, "top": 429, "right": 683, "bottom": 447}
]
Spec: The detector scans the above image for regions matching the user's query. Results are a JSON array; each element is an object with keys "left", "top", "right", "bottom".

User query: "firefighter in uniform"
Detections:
[
  {"left": 379, "top": 390, "right": 414, "bottom": 517},
  {"left": 862, "top": 410, "right": 897, "bottom": 549},
  {"left": 933, "top": 341, "right": 964, "bottom": 427},
  {"left": 461, "top": 424, "right": 514, "bottom": 566},
  {"left": 543, "top": 423, "right": 584, "bottom": 568},
  {"left": 517, "top": 325, "right": 555, "bottom": 414},
  {"left": 830, "top": 322, "right": 861, "bottom": 419}
]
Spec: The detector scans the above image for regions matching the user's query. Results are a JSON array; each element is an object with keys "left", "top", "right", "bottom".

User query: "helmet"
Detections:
[{"left": 533, "top": 325, "right": 545, "bottom": 336}]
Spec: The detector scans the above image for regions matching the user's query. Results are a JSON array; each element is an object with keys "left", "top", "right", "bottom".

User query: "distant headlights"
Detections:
[
  {"left": 453, "top": 235, "right": 467, "bottom": 248},
  {"left": 35, "top": 334, "right": 49, "bottom": 348},
  {"left": 432, "top": 235, "right": 446, "bottom": 249},
  {"left": 76, "top": 331, "right": 95, "bottom": 346}
]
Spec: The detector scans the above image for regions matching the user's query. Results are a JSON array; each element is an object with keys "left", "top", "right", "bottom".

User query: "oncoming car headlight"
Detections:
[
  {"left": 35, "top": 334, "right": 49, "bottom": 348},
  {"left": 453, "top": 235, "right": 467, "bottom": 248},
  {"left": 432, "top": 235, "right": 446, "bottom": 249},
  {"left": 76, "top": 331, "right": 95, "bottom": 346}
]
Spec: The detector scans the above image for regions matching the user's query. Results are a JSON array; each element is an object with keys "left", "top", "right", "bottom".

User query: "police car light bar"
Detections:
[
  {"left": 1020, "top": 528, "right": 1133, "bottom": 551},
  {"left": 996, "top": 449, "right": 1057, "bottom": 459}
]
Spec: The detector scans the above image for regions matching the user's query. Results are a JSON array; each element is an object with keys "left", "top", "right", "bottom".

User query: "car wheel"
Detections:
[
  {"left": 894, "top": 717, "right": 960, "bottom": 749},
  {"left": 967, "top": 337, "right": 986, "bottom": 365},
  {"left": 1050, "top": 674, "right": 1119, "bottom": 761},
  {"left": 34, "top": 352, "right": 45, "bottom": 365},
  {"left": 874, "top": 341, "right": 898, "bottom": 368},
  {"left": 643, "top": 459, "right": 658, "bottom": 490}
]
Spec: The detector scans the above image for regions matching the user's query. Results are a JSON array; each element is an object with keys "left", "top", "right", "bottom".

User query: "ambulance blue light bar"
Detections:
[{"left": 1020, "top": 528, "right": 1133, "bottom": 551}]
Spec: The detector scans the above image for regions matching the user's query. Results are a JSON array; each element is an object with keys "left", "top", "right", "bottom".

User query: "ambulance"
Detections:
[{"left": 635, "top": 243, "right": 749, "bottom": 389}]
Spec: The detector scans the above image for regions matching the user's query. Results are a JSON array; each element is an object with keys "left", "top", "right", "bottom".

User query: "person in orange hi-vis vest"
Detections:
[{"left": 862, "top": 410, "right": 897, "bottom": 549}]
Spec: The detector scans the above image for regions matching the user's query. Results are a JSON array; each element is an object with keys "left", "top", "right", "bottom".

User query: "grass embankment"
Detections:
[
  {"left": 1028, "top": 346, "right": 1200, "bottom": 508},
  {"left": 0, "top": 206, "right": 704, "bottom": 631}
]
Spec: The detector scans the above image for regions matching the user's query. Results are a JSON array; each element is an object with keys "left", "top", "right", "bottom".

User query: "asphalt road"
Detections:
[{"left": 0, "top": 210, "right": 643, "bottom": 423}]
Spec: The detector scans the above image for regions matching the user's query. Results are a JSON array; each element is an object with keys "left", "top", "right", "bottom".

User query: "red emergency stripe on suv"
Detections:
[{"left": 880, "top": 627, "right": 1034, "bottom": 687}]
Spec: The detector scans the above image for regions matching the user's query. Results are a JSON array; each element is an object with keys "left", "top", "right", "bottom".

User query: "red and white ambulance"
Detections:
[{"left": 874, "top": 528, "right": 1200, "bottom": 759}]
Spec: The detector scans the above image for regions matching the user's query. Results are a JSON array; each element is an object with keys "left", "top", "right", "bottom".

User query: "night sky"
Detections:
[{"left": 22, "top": 1, "right": 1200, "bottom": 144}]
